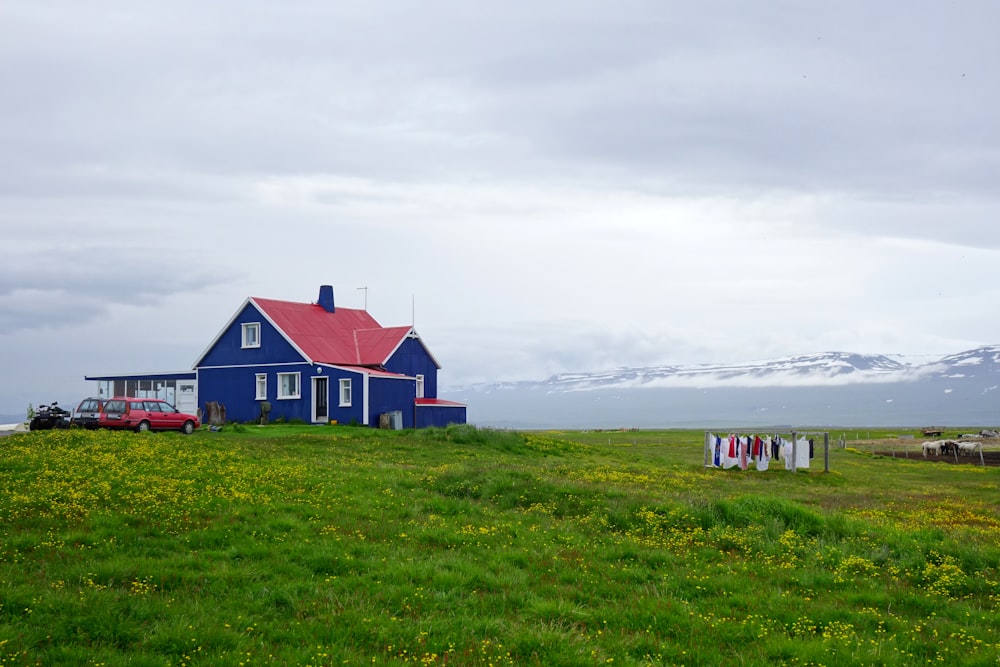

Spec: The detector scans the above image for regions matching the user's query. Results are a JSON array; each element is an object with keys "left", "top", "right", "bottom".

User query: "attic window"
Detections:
[{"left": 242, "top": 322, "right": 261, "bottom": 349}]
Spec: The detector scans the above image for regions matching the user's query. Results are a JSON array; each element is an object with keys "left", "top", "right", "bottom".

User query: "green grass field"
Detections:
[{"left": 1, "top": 424, "right": 998, "bottom": 666}]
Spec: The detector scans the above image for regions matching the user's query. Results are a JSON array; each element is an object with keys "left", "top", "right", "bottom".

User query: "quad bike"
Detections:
[{"left": 29, "top": 402, "right": 71, "bottom": 430}]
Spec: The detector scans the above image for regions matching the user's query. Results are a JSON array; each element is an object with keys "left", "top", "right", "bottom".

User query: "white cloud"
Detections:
[{"left": 1, "top": 1, "right": 999, "bottom": 414}]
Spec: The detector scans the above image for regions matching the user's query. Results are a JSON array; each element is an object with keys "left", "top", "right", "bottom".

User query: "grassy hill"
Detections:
[{"left": 1, "top": 425, "right": 998, "bottom": 665}]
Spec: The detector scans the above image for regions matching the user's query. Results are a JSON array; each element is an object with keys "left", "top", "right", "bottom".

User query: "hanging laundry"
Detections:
[
  {"left": 723, "top": 434, "right": 738, "bottom": 469},
  {"left": 708, "top": 431, "right": 822, "bottom": 473},
  {"left": 796, "top": 437, "right": 811, "bottom": 469},
  {"left": 757, "top": 437, "right": 770, "bottom": 471},
  {"left": 783, "top": 437, "right": 795, "bottom": 470}
]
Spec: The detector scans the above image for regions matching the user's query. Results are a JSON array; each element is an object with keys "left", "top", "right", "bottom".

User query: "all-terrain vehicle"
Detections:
[{"left": 29, "top": 402, "right": 71, "bottom": 430}]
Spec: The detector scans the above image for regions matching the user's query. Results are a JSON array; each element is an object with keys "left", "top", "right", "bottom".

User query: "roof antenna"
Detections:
[
  {"left": 411, "top": 294, "right": 415, "bottom": 328},
  {"left": 357, "top": 286, "right": 368, "bottom": 310}
]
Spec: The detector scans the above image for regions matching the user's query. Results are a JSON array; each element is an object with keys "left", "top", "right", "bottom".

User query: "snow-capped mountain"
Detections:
[
  {"left": 524, "top": 351, "right": 917, "bottom": 392},
  {"left": 448, "top": 347, "right": 1000, "bottom": 429},
  {"left": 931, "top": 346, "right": 1000, "bottom": 379}
]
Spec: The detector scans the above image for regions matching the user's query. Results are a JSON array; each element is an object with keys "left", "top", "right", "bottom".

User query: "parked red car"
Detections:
[
  {"left": 98, "top": 397, "right": 200, "bottom": 434},
  {"left": 71, "top": 397, "right": 105, "bottom": 429}
]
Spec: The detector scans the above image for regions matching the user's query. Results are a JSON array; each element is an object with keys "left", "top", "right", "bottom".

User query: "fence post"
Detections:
[{"left": 791, "top": 431, "right": 798, "bottom": 472}]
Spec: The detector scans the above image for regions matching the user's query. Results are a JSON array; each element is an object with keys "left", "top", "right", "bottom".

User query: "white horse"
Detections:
[
  {"left": 922, "top": 440, "right": 942, "bottom": 457},
  {"left": 958, "top": 441, "right": 980, "bottom": 457}
]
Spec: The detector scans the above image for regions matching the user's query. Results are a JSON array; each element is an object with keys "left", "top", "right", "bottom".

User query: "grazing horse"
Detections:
[
  {"left": 922, "top": 440, "right": 942, "bottom": 457},
  {"left": 939, "top": 440, "right": 956, "bottom": 456},
  {"left": 958, "top": 441, "right": 980, "bottom": 457}
]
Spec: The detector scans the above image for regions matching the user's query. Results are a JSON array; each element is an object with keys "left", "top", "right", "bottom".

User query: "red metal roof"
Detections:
[
  {"left": 328, "top": 365, "right": 411, "bottom": 379},
  {"left": 356, "top": 326, "right": 414, "bottom": 365},
  {"left": 251, "top": 297, "right": 411, "bottom": 366},
  {"left": 414, "top": 398, "right": 467, "bottom": 407}
]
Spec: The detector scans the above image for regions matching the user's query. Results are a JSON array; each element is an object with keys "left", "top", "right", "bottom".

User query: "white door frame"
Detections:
[{"left": 312, "top": 375, "right": 329, "bottom": 423}]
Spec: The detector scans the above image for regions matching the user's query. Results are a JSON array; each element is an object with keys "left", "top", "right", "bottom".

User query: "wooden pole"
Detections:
[
  {"left": 824, "top": 432, "right": 829, "bottom": 473},
  {"left": 791, "top": 430, "right": 798, "bottom": 472}
]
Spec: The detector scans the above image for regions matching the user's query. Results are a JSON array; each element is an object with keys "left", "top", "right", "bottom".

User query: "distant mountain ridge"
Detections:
[
  {"left": 529, "top": 351, "right": 915, "bottom": 391},
  {"left": 450, "top": 346, "right": 1000, "bottom": 429}
]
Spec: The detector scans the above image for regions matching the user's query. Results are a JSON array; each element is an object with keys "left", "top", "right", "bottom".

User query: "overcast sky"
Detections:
[{"left": 2, "top": 1, "right": 999, "bottom": 416}]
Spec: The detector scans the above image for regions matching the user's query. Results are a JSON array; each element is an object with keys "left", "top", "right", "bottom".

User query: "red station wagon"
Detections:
[
  {"left": 98, "top": 397, "right": 200, "bottom": 434},
  {"left": 71, "top": 397, "right": 105, "bottom": 429}
]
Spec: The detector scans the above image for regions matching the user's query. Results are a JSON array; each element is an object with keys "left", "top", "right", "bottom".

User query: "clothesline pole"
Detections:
[{"left": 824, "top": 433, "right": 830, "bottom": 473}]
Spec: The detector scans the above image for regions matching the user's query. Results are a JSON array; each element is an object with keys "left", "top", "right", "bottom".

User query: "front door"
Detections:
[{"left": 312, "top": 376, "right": 329, "bottom": 423}]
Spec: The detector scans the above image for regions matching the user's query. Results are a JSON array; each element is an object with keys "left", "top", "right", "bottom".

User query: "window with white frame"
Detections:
[
  {"left": 277, "top": 372, "right": 300, "bottom": 399},
  {"left": 242, "top": 322, "right": 261, "bottom": 348},
  {"left": 255, "top": 373, "right": 267, "bottom": 400},
  {"left": 415, "top": 374, "right": 424, "bottom": 398},
  {"left": 339, "top": 378, "right": 352, "bottom": 406}
]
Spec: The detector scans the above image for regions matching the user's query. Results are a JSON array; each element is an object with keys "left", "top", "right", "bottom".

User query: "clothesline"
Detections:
[{"left": 704, "top": 431, "right": 831, "bottom": 472}]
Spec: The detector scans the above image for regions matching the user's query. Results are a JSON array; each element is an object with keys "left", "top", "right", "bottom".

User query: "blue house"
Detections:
[{"left": 88, "top": 285, "right": 467, "bottom": 428}]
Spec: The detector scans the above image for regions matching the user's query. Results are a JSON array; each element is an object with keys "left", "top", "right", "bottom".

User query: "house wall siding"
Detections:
[
  {"left": 368, "top": 376, "right": 417, "bottom": 428},
  {"left": 198, "top": 366, "right": 264, "bottom": 423},
  {"left": 327, "top": 368, "right": 367, "bottom": 426},
  {"left": 383, "top": 338, "right": 439, "bottom": 397},
  {"left": 199, "top": 303, "right": 304, "bottom": 367},
  {"left": 198, "top": 365, "right": 370, "bottom": 425},
  {"left": 416, "top": 405, "right": 468, "bottom": 428}
]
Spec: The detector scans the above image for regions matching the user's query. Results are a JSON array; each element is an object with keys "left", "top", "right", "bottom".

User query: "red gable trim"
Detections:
[
  {"left": 193, "top": 297, "right": 257, "bottom": 368},
  {"left": 369, "top": 327, "right": 442, "bottom": 370},
  {"left": 192, "top": 297, "right": 315, "bottom": 368},
  {"left": 324, "top": 364, "right": 411, "bottom": 380}
]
